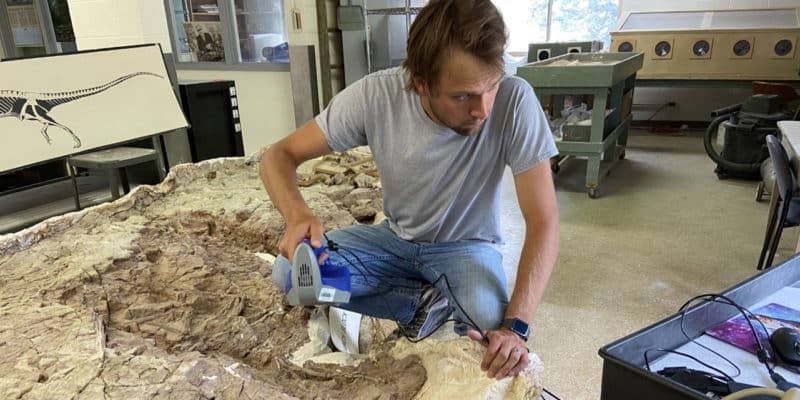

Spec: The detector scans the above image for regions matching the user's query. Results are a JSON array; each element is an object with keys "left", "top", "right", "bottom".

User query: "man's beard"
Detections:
[{"left": 428, "top": 99, "right": 485, "bottom": 136}]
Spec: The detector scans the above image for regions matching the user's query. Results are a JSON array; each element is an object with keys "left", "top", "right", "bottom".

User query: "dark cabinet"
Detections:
[{"left": 178, "top": 80, "right": 244, "bottom": 162}]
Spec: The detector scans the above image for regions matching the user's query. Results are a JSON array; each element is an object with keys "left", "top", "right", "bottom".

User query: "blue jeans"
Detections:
[{"left": 272, "top": 221, "right": 509, "bottom": 335}]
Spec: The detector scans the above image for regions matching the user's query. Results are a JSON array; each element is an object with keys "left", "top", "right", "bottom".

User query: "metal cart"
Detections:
[{"left": 517, "top": 52, "right": 644, "bottom": 198}]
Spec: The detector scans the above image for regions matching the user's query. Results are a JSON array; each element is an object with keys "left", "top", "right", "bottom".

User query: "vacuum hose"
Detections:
[
  {"left": 703, "top": 113, "right": 763, "bottom": 174},
  {"left": 710, "top": 103, "right": 742, "bottom": 117}
]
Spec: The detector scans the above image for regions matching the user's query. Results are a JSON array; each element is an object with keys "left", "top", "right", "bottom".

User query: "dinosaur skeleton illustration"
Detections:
[{"left": 0, "top": 72, "right": 163, "bottom": 148}]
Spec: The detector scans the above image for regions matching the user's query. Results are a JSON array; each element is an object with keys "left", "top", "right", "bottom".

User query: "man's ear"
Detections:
[{"left": 413, "top": 76, "right": 430, "bottom": 97}]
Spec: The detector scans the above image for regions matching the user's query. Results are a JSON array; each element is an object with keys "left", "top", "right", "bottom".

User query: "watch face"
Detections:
[
  {"left": 511, "top": 319, "right": 529, "bottom": 334},
  {"left": 504, "top": 318, "right": 529, "bottom": 339}
]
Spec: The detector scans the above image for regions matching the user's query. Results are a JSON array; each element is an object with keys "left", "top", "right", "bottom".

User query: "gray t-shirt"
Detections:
[{"left": 315, "top": 67, "right": 557, "bottom": 244}]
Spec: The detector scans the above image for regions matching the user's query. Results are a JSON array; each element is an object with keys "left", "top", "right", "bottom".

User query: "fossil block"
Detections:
[
  {"left": 353, "top": 173, "right": 377, "bottom": 188},
  {"left": 343, "top": 188, "right": 383, "bottom": 208},
  {"left": 0, "top": 151, "right": 542, "bottom": 399}
]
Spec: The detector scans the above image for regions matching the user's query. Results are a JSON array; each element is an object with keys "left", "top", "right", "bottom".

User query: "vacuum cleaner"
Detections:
[{"left": 704, "top": 94, "right": 790, "bottom": 181}]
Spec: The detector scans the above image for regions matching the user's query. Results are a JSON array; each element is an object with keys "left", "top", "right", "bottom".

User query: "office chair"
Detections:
[{"left": 757, "top": 134, "right": 800, "bottom": 270}]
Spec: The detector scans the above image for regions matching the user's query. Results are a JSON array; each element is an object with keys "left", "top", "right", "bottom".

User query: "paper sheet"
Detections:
[{"left": 329, "top": 307, "right": 362, "bottom": 354}]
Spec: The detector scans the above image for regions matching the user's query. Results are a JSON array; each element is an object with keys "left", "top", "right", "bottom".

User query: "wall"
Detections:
[
  {"left": 67, "top": 0, "right": 172, "bottom": 50},
  {"left": 66, "top": 0, "right": 298, "bottom": 152},
  {"left": 619, "top": 0, "right": 800, "bottom": 122},
  {"left": 286, "top": 0, "right": 324, "bottom": 111},
  {"left": 327, "top": 0, "right": 345, "bottom": 97},
  {"left": 177, "top": 69, "right": 294, "bottom": 154}
]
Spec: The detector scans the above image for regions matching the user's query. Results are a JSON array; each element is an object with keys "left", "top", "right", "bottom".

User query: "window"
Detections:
[
  {"left": 165, "top": 0, "right": 288, "bottom": 68},
  {"left": 234, "top": 0, "right": 287, "bottom": 63},
  {"left": 5, "top": 0, "right": 46, "bottom": 57},
  {"left": 47, "top": 0, "right": 75, "bottom": 53},
  {"left": 492, "top": 0, "right": 548, "bottom": 53},
  {"left": 0, "top": 0, "right": 75, "bottom": 59},
  {"left": 493, "top": 0, "right": 619, "bottom": 53}
]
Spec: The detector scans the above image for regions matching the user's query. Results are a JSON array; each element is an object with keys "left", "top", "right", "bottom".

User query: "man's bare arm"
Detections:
[
  {"left": 468, "top": 160, "right": 559, "bottom": 379},
  {"left": 260, "top": 119, "right": 334, "bottom": 258},
  {"left": 506, "top": 160, "right": 559, "bottom": 325}
]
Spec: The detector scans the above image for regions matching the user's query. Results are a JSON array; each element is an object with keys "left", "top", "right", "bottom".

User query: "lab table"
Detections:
[{"left": 516, "top": 52, "right": 644, "bottom": 198}]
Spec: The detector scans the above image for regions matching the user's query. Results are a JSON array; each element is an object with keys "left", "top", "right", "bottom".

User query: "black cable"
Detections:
[
  {"left": 322, "top": 232, "right": 424, "bottom": 289},
  {"left": 402, "top": 317, "right": 459, "bottom": 343},
  {"left": 675, "top": 297, "right": 744, "bottom": 378},
  {"left": 321, "top": 233, "right": 487, "bottom": 342},
  {"left": 319, "top": 233, "right": 439, "bottom": 340},
  {"left": 678, "top": 294, "right": 787, "bottom": 385},
  {"left": 326, "top": 241, "right": 433, "bottom": 338},
  {"left": 680, "top": 295, "right": 773, "bottom": 369},
  {"left": 680, "top": 295, "right": 765, "bottom": 354},
  {"left": 427, "top": 272, "right": 486, "bottom": 340},
  {"left": 643, "top": 292, "right": 800, "bottom": 393},
  {"left": 339, "top": 245, "right": 485, "bottom": 339},
  {"left": 644, "top": 348, "right": 735, "bottom": 382},
  {"left": 337, "top": 246, "right": 421, "bottom": 289},
  {"left": 645, "top": 102, "right": 671, "bottom": 121},
  {"left": 541, "top": 387, "right": 561, "bottom": 400}
]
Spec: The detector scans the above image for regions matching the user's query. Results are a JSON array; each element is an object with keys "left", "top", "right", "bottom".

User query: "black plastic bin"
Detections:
[{"left": 598, "top": 254, "right": 800, "bottom": 399}]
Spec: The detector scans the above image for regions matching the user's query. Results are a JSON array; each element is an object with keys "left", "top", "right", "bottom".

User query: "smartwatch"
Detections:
[{"left": 501, "top": 318, "right": 530, "bottom": 341}]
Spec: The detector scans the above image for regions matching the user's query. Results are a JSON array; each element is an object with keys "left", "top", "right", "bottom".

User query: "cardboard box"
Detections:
[
  {"left": 620, "top": 89, "right": 633, "bottom": 119},
  {"left": 561, "top": 109, "right": 614, "bottom": 142}
]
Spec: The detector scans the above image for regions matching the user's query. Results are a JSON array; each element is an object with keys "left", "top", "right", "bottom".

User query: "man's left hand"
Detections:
[{"left": 467, "top": 328, "right": 529, "bottom": 379}]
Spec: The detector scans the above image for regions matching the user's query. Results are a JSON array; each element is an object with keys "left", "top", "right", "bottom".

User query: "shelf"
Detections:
[
  {"left": 235, "top": 10, "right": 281, "bottom": 15},
  {"left": 517, "top": 52, "right": 644, "bottom": 88},
  {"left": 366, "top": 7, "right": 422, "bottom": 16},
  {"left": 192, "top": 11, "right": 220, "bottom": 16}
]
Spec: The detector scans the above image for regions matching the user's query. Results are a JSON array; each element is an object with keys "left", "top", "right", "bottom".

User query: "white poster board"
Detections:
[{"left": 0, "top": 44, "right": 188, "bottom": 173}]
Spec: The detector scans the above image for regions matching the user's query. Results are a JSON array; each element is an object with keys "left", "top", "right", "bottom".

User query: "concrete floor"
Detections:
[
  {"left": 0, "top": 173, "right": 119, "bottom": 233},
  {"left": 498, "top": 128, "right": 795, "bottom": 399}
]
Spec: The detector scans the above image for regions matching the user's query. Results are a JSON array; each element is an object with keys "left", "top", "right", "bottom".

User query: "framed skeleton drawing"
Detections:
[{"left": 0, "top": 44, "right": 188, "bottom": 173}]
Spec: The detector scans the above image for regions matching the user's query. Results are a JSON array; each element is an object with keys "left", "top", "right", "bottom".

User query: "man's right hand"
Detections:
[
  {"left": 259, "top": 119, "right": 335, "bottom": 265},
  {"left": 280, "top": 210, "right": 327, "bottom": 265}
]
